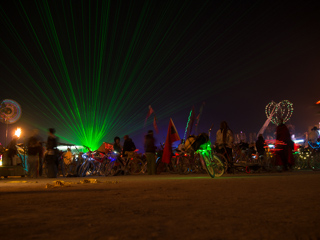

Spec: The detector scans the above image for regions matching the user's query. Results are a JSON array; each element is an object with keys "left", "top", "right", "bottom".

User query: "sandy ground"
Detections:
[{"left": 0, "top": 171, "right": 320, "bottom": 240}]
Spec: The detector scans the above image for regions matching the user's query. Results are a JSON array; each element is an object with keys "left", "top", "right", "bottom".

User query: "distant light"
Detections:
[
  {"left": 57, "top": 145, "right": 83, "bottom": 151},
  {"left": 268, "top": 144, "right": 275, "bottom": 148},
  {"left": 15, "top": 128, "right": 21, "bottom": 138},
  {"left": 316, "top": 100, "right": 320, "bottom": 104},
  {"left": 293, "top": 139, "right": 304, "bottom": 143}
]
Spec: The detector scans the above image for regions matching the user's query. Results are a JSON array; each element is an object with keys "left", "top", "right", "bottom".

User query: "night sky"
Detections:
[{"left": 1, "top": 0, "right": 319, "bottom": 150}]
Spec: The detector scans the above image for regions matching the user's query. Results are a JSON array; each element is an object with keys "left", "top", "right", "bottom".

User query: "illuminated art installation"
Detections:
[
  {"left": 265, "top": 100, "right": 293, "bottom": 125},
  {"left": 0, "top": 99, "right": 22, "bottom": 146},
  {"left": 0, "top": 99, "right": 22, "bottom": 124}
]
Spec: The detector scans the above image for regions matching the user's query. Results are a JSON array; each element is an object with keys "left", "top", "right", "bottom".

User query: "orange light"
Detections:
[
  {"left": 316, "top": 101, "right": 320, "bottom": 105},
  {"left": 14, "top": 128, "right": 21, "bottom": 138}
]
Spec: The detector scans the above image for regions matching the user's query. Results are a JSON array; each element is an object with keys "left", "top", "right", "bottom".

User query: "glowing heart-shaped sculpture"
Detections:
[{"left": 265, "top": 100, "right": 293, "bottom": 125}]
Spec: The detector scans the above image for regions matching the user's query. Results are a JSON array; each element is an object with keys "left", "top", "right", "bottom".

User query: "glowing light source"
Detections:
[
  {"left": 316, "top": 101, "right": 320, "bottom": 104},
  {"left": 14, "top": 128, "right": 21, "bottom": 138},
  {"left": 265, "top": 100, "right": 294, "bottom": 125}
]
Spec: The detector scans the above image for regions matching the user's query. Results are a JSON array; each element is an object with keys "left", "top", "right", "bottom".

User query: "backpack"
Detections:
[
  {"left": 185, "top": 133, "right": 209, "bottom": 151},
  {"left": 192, "top": 133, "right": 209, "bottom": 151}
]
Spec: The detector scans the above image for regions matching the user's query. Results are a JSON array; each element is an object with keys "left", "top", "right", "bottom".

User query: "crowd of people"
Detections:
[
  {"left": 1, "top": 119, "right": 319, "bottom": 178},
  {"left": 1, "top": 127, "right": 158, "bottom": 178}
]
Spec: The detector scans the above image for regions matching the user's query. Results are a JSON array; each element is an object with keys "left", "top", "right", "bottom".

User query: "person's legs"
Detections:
[
  {"left": 150, "top": 153, "right": 156, "bottom": 175},
  {"left": 146, "top": 153, "right": 156, "bottom": 175},
  {"left": 46, "top": 155, "right": 58, "bottom": 178},
  {"left": 282, "top": 146, "right": 289, "bottom": 170},
  {"left": 27, "top": 155, "right": 38, "bottom": 178},
  {"left": 146, "top": 153, "right": 151, "bottom": 175},
  {"left": 39, "top": 157, "right": 43, "bottom": 176}
]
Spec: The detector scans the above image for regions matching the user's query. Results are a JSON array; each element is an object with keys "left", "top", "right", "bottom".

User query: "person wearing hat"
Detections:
[{"left": 144, "top": 130, "right": 156, "bottom": 175}]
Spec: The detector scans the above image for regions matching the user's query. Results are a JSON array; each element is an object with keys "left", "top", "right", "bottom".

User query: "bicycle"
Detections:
[
  {"left": 308, "top": 141, "right": 320, "bottom": 170},
  {"left": 60, "top": 146, "right": 82, "bottom": 177},
  {"left": 78, "top": 146, "right": 109, "bottom": 177},
  {"left": 105, "top": 151, "right": 144, "bottom": 176},
  {"left": 195, "top": 141, "right": 218, "bottom": 178},
  {"left": 214, "top": 146, "right": 249, "bottom": 174},
  {"left": 163, "top": 150, "right": 191, "bottom": 175}
]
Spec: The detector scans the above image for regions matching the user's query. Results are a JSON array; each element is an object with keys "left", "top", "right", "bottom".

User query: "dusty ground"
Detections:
[{"left": 0, "top": 171, "right": 319, "bottom": 240}]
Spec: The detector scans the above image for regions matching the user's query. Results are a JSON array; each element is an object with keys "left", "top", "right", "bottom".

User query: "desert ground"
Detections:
[{"left": 0, "top": 171, "right": 319, "bottom": 240}]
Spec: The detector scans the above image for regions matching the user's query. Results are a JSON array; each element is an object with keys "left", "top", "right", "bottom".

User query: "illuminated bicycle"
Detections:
[
  {"left": 195, "top": 141, "right": 225, "bottom": 178},
  {"left": 185, "top": 134, "right": 224, "bottom": 178},
  {"left": 78, "top": 147, "right": 109, "bottom": 177}
]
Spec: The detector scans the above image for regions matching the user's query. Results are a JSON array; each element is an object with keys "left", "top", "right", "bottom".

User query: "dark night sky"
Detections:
[{"left": 1, "top": 0, "right": 319, "bottom": 150}]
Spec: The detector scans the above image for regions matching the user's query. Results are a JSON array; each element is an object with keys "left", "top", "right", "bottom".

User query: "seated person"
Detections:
[{"left": 63, "top": 148, "right": 73, "bottom": 165}]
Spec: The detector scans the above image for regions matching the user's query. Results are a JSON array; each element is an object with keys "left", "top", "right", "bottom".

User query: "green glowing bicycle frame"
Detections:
[{"left": 196, "top": 141, "right": 225, "bottom": 178}]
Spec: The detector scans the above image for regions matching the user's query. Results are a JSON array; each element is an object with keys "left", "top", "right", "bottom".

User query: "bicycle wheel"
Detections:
[
  {"left": 178, "top": 156, "right": 191, "bottom": 175},
  {"left": 106, "top": 160, "right": 121, "bottom": 176},
  {"left": 193, "top": 154, "right": 206, "bottom": 174},
  {"left": 168, "top": 157, "right": 179, "bottom": 174},
  {"left": 200, "top": 154, "right": 215, "bottom": 178},
  {"left": 211, "top": 154, "right": 225, "bottom": 177},
  {"left": 128, "top": 158, "right": 144, "bottom": 174},
  {"left": 310, "top": 152, "right": 320, "bottom": 171},
  {"left": 80, "top": 161, "right": 93, "bottom": 177},
  {"left": 215, "top": 153, "right": 228, "bottom": 174},
  {"left": 100, "top": 159, "right": 110, "bottom": 175},
  {"left": 78, "top": 161, "right": 88, "bottom": 177}
]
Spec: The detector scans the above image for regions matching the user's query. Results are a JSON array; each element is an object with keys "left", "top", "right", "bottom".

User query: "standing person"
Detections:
[
  {"left": 256, "top": 134, "right": 266, "bottom": 156},
  {"left": 113, "top": 136, "right": 122, "bottom": 153},
  {"left": 7, "top": 135, "right": 19, "bottom": 165},
  {"left": 276, "top": 119, "right": 294, "bottom": 171},
  {"left": 308, "top": 126, "right": 320, "bottom": 147},
  {"left": 216, "top": 121, "right": 234, "bottom": 169},
  {"left": 26, "top": 130, "right": 42, "bottom": 178},
  {"left": 46, "top": 128, "right": 59, "bottom": 178},
  {"left": 144, "top": 130, "right": 156, "bottom": 175},
  {"left": 122, "top": 135, "right": 136, "bottom": 156}
]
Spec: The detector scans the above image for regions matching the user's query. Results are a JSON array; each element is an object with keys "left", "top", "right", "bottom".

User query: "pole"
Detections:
[{"left": 5, "top": 119, "right": 8, "bottom": 148}]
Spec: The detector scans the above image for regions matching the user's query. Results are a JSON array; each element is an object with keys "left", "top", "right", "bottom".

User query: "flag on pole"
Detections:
[
  {"left": 144, "top": 105, "right": 154, "bottom": 124},
  {"left": 162, "top": 118, "right": 180, "bottom": 164},
  {"left": 153, "top": 115, "right": 159, "bottom": 134}
]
